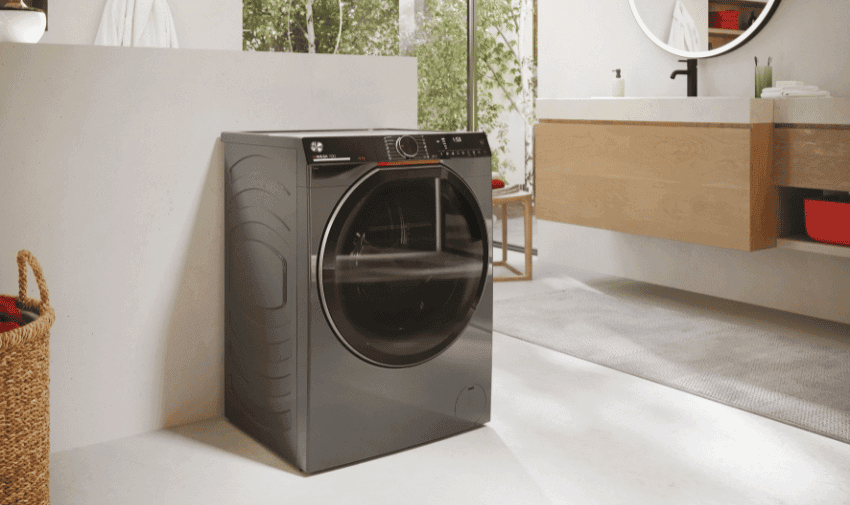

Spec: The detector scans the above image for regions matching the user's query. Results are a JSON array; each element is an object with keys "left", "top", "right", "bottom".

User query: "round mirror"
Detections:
[{"left": 629, "top": 0, "right": 781, "bottom": 58}]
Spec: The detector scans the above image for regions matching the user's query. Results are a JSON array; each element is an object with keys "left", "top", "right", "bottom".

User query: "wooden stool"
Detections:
[{"left": 492, "top": 190, "right": 532, "bottom": 281}]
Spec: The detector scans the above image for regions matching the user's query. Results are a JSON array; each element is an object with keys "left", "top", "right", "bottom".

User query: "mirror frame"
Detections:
[{"left": 628, "top": 0, "right": 782, "bottom": 58}]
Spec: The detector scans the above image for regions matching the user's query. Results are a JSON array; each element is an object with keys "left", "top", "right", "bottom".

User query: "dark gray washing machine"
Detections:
[{"left": 221, "top": 129, "right": 493, "bottom": 474}]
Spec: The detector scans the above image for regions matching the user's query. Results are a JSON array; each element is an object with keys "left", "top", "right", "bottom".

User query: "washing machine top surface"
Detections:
[{"left": 261, "top": 128, "right": 432, "bottom": 138}]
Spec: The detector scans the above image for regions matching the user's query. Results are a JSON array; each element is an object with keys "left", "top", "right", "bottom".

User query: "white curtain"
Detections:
[{"left": 94, "top": 0, "right": 179, "bottom": 48}]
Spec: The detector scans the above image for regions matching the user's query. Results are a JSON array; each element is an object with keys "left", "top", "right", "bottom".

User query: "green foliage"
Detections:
[
  {"left": 244, "top": 0, "right": 399, "bottom": 54},
  {"left": 243, "top": 0, "right": 305, "bottom": 51},
  {"left": 318, "top": 0, "right": 401, "bottom": 55},
  {"left": 475, "top": 0, "right": 537, "bottom": 182},
  {"left": 407, "top": 0, "right": 468, "bottom": 133},
  {"left": 408, "top": 0, "right": 527, "bottom": 177}
]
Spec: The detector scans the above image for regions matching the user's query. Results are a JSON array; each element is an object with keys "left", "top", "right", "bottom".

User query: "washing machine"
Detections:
[{"left": 221, "top": 129, "right": 493, "bottom": 474}]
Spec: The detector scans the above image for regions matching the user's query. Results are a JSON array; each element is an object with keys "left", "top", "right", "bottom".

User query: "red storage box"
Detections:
[
  {"left": 709, "top": 10, "right": 739, "bottom": 29},
  {"left": 804, "top": 199, "right": 850, "bottom": 246}
]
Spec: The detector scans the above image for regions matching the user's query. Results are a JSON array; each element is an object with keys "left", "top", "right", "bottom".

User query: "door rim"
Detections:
[{"left": 317, "top": 164, "right": 489, "bottom": 368}]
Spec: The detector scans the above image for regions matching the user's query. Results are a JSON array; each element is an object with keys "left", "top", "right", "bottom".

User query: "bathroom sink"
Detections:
[{"left": 537, "top": 97, "right": 773, "bottom": 124}]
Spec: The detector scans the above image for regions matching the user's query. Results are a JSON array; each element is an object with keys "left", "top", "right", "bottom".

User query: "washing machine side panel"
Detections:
[{"left": 223, "top": 142, "right": 299, "bottom": 468}]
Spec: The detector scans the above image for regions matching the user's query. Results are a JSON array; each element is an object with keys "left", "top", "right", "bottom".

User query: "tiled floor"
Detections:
[{"left": 51, "top": 252, "right": 850, "bottom": 504}]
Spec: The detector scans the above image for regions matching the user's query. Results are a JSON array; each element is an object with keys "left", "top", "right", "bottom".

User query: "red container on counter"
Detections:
[
  {"left": 804, "top": 199, "right": 850, "bottom": 246},
  {"left": 709, "top": 10, "right": 739, "bottom": 30}
]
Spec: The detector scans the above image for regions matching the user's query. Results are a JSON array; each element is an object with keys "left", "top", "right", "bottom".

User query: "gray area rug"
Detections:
[{"left": 494, "top": 285, "right": 850, "bottom": 445}]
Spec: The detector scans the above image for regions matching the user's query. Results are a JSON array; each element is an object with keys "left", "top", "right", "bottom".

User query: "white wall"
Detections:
[
  {"left": 38, "top": 0, "right": 242, "bottom": 50},
  {"left": 540, "top": 0, "right": 850, "bottom": 99},
  {"left": 537, "top": 221, "right": 850, "bottom": 323},
  {"left": 536, "top": 0, "right": 850, "bottom": 324},
  {"left": 0, "top": 43, "right": 417, "bottom": 453}
]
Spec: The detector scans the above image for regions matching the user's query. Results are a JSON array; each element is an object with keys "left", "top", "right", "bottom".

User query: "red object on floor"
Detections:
[
  {"left": 709, "top": 10, "right": 739, "bottom": 29},
  {"left": 492, "top": 179, "right": 505, "bottom": 189},
  {"left": 804, "top": 199, "right": 850, "bottom": 246}
]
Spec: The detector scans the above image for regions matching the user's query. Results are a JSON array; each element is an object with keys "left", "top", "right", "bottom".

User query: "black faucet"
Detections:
[{"left": 670, "top": 59, "right": 698, "bottom": 97}]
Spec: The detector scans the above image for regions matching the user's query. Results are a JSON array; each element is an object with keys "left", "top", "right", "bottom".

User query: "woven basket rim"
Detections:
[{"left": 0, "top": 295, "right": 55, "bottom": 351}]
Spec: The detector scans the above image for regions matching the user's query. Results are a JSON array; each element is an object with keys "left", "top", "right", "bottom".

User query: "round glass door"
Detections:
[{"left": 318, "top": 165, "right": 488, "bottom": 368}]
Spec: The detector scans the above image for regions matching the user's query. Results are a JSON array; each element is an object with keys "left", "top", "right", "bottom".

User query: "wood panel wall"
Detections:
[{"left": 535, "top": 120, "right": 775, "bottom": 251}]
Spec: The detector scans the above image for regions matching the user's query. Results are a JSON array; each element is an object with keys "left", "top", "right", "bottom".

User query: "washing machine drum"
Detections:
[{"left": 319, "top": 165, "right": 488, "bottom": 368}]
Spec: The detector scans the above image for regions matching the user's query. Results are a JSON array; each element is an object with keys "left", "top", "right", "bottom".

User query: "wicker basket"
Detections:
[{"left": 1, "top": 250, "right": 55, "bottom": 505}]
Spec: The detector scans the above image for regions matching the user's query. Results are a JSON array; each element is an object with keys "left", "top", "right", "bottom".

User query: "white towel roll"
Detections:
[
  {"left": 761, "top": 90, "right": 831, "bottom": 98},
  {"left": 761, "top": 85, "right": 820, "bottom": 93}
]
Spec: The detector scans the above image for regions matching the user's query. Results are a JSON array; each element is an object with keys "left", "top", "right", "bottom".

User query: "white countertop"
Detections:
[
  {"left": 537, "top": 97, "right": 850, "bottom": 125},
  {"left": 537, "top": 97, "right": 773, "bottom": 124},
  {"left": 773, "top": 97, "right": 850, "bottom": 125}
]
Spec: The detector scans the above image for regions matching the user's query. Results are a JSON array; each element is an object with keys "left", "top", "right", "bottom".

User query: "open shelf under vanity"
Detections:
[
  {"left": 774, "top": 121, "right": 850, "bottom": 258},
  {"left": 776, "top": 186, "right": 850, "bottom": 258}
]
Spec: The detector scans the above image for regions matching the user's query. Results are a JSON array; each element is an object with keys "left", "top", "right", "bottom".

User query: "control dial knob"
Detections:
[{"left": 395, "top": 135, "right": 419, "bottom": 159}]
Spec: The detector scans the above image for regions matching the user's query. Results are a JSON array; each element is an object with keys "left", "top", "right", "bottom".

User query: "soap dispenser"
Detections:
[{"left": 612, "top": 69, "right": 625, "bottom": 97}]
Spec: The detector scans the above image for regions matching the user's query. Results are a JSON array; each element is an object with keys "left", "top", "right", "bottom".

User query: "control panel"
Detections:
[
  {"left": 429, "top": 133, "right": 490, "bottom": 159},
  {"left": 302, "top": 132, "right": 490, "bottom": 164}
]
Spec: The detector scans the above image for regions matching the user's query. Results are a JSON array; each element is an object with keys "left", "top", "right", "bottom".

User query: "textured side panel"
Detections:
[{"left": 224, "top": 142, "right": 298, "bottom": 465}]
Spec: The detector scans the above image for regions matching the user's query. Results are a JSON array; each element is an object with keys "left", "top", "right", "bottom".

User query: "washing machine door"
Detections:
[{"left": 319, "top": 165, "right": 488, "bottom": 368}]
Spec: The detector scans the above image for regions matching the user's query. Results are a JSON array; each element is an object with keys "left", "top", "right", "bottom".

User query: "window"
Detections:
[{"left": 243, "top": 0, "right": 537, "bottom": 191}]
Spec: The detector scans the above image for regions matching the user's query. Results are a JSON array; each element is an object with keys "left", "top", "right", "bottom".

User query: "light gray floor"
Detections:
[
  {"left": 494, "top": 252, "right": 850, "bottom": 504},
  {"left": 52, "top": 252, "right": 850, "bottom": 504}
]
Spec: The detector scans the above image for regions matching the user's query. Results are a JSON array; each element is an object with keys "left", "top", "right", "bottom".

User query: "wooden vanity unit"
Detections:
[
  {"left": 533, "top": 98, "right": 850, "bottom": 323},
  {"left": 772, "top": 99, "right": 850, "bottom": 257},
  {"left": 535, "top": 97, "right": 850, "bottom": 257},
  {"left": 535, "top": 98, "right": 775, "bottom": 251}
]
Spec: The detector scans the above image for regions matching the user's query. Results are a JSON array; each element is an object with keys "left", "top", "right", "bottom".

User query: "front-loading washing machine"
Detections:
[{"left": 221, "top": 129, "right": 493, "bottom": 473}]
